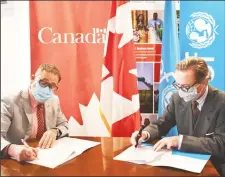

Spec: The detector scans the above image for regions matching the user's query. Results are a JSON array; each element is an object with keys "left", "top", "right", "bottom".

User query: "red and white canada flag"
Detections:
[
  {"left": 30, "top": 1, "right": 140, "bottom": 137},
  {"left": 100, "top": 1, "right": 140, "bottom": 137}
]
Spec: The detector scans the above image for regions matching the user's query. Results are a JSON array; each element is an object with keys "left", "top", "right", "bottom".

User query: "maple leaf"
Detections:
[{"left": 102, "top": 32, "right": 139, "bottom": 101}]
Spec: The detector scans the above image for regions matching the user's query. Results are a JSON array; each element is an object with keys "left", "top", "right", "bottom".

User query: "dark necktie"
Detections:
[
  {"left": 192, "top": 101, "right": 200, "bottom": 127},
  {"left": 36, "top": 104, "right": 46, "bottom": 139},
  {"left": 155, "top": 21, "right": 157, "bottom": 30}
]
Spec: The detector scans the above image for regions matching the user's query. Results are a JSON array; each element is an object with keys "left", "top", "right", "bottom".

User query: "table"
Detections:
[{"left": 1, "top": 137, "right": 219, "bottom": 176}]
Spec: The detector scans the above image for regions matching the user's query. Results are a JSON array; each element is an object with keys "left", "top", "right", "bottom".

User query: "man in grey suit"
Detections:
[
  {"left": 1, "top": 64, "right": 68, "bottom": 162},
  {"left": 131, "top": 58, "right": 225, "bottom": 176}
]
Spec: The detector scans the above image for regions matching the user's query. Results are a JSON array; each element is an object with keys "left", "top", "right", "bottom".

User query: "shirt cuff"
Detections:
[
  {"left": 1, "top": 144, "right": 12, "bottom": 159},
  {"left": 178, "top": 134, "right": 183, "bottom": 150},
  {"left": 142, "top": 131, "right": 151, "bottom": 142},
  {"left": 51, "top": 128, "right": 61, "bottom": 138}
]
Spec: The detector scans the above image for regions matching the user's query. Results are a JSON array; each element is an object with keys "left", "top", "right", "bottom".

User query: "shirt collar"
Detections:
[
  {"left": 29, "top": 87, "right": 38, "bottom": 108},
  {"left": 196, "top": 85, "right": 208, "bottom": 110}
]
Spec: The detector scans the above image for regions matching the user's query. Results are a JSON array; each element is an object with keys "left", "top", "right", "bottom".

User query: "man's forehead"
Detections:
[
  {"left": 175, "top": 70, "right": 196, "bottom": 85},
  {"left": 37, "top": 70, "right": 59, "bottom": 84}
]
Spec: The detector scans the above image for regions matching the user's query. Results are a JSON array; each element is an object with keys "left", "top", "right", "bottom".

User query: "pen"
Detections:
[
  {"left": 135, "top": 118, "right": 150, "bottom": 148},
  {"left": 135, "top": 133, "right": 142, "bottom": 148},
  {"left": 21, "top": 139, "right": 39, "bottom": 160}
]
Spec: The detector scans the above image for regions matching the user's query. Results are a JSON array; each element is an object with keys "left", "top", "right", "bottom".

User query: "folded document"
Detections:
[
  {"left": 114, "top": 144, "right": 211, "bottom": 173},
  {"left": 26, "top": 137, "right": 100, "bottom": 168}
]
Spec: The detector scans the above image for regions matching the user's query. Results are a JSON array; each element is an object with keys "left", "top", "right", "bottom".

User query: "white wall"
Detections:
[{"left": 1, "top": 1, "right": 30, "bottom": 97}]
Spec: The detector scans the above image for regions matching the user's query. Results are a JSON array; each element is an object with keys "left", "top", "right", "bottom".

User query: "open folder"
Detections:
[
  {"left": 25, "top": 137, "right": 100, "bottom": 168},
  {"left": 114, "top": 143, "right": 211, "bottom": 173}
]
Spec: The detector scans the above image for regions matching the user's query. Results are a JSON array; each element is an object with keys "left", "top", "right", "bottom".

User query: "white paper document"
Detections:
[
  {"left": 26, "top": 137, "right": 100, "bottom": 168},
  {"left": 114, "top": 144, "right": 211, "bottom": 173},
  {"left": 114, "top": 145, "right": 170, "bottom": 163}
]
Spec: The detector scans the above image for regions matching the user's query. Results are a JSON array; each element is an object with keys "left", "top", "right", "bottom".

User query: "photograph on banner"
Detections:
[
  {"left": 148, "top": 11, "right": 164, "bottom": 43},
  {"left": 154, "top": 83, "right": 159, "bottom": 114},
  {"left": 140, "top": 113, "right": 157, "bottom": 125},
  {"left": 132, "top": 11, "right": 149, "bottom": 44},
  {"left": 132, "top": 10, "right": 163, "bottom": 43},
  {"left": 131, "top": 10, "right": 163, "bottom": 62},
  {"left": 137, "top": 63, "right": 154, "bottom": 114}
]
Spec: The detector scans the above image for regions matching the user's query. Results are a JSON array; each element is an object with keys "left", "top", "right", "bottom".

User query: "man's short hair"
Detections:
[
  {"left": 35, "top": 64, "right": 61, "bottom": 83},
  {"left": 176, "top": 57, "right": 211, "bottom": 82}
]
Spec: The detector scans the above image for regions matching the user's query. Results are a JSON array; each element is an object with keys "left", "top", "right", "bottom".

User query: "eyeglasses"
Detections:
[
  {"left": 172, "top": 81, "right": 198, "bottom": 92},
  {"left": 39, "top": 79, "right": 58, "bottom": 91}
]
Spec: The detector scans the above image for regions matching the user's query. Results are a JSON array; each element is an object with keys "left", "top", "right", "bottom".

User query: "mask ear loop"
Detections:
[
  {"left": 199, "top": 84, "right": 205, "bottom": 93},
  {"left": 200, "top": 71, "right": 210, "bottom": 87},
  {"left": 206, "top": 73, "right": 211, "bottom": 82},
  {"left": 30, "top": 74, "right": 41, "bottom": 86},
  {"left": 197, "top": 78, "right": 207, "bottom": 97}
]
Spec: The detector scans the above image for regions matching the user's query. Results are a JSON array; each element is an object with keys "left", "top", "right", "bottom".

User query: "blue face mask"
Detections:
[{"left": 32, "top": 82, "right": 53, "bottom": 103}]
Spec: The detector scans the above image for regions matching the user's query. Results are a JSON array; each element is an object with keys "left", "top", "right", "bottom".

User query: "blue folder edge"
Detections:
[{"left": 141, "top": 143, "right": 211, "bottom": 161}]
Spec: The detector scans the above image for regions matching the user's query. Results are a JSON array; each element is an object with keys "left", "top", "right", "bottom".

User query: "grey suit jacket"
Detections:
[
  {"left": 1, "top": 89, "right": 68, "bottom": 151},
  {"left": 144, "top": 85, "right": 225, "bottom": 175}
]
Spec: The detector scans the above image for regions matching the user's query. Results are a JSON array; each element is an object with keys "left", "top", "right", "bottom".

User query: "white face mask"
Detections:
[{"left": 178, "top": 86, "right": 200, "bottom": 102}]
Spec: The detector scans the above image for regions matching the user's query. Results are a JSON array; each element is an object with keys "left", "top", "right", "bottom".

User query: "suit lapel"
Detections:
[
  {"left": 44, "top": 100, "right": 53, "bottom": 130},
  {"left": 20, "top": 89, "right": 34, "bottom": 139},
  {"left": 193, "top": 86, "right": 215, "bottom": 136}
]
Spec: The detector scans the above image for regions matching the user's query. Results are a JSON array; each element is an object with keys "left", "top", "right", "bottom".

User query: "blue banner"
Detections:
[
  {"left": 180, "top": 1, "right": 225, "bottom": 91},
  {"left": 158, "top": 1, "right": 180, "bottom": 136}
]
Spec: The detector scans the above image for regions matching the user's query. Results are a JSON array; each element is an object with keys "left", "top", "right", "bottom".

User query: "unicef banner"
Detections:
[{"left": 180, "top": 1, "right": 225, "bottom": 91}]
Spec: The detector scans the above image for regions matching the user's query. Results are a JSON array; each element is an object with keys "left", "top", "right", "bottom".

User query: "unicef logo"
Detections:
[
  {"left": 162, "top": 84, "right": 177, "bottom": 109},
  {"left": 186, "top": 12, "right": 219, "bottom": 49}
]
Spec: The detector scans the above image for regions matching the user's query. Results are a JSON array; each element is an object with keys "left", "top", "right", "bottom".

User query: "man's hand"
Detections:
[
  {"left": 8, "top": 144, "right": 38, "bottom": 161},
  {"left": 130, "top": 131, "right": 149, "bottom": 146},
  {"left": 38, "top": 129, "right": 57, "bottom": 149},
  {"left": 153, "top": 136, "right": 179, "bottom": 151}
]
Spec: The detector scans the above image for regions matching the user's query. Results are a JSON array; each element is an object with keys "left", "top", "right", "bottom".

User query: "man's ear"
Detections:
[
  {"left": 31, "top": 74, "right": 35, "bottom": 81},
  {"left": 30, "top": 74, "right": 35, "bottom": 85},
  {"left": 202, "top": 78, "right": 209, "bottom": 84}
]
